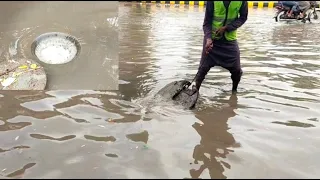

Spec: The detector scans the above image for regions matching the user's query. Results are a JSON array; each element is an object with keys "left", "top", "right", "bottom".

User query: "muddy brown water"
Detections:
[{"left": 0, "top": 2, "right": 320, "bottom": 179}]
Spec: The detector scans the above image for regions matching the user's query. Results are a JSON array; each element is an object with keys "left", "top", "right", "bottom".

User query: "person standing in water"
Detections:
[{"left": 191, "top": 1, "right": 248, "bottom": 94}]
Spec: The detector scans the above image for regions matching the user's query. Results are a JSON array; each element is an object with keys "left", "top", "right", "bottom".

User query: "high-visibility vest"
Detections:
[{"left": 212, "top": 1, "right": 243, "bottom": 41}]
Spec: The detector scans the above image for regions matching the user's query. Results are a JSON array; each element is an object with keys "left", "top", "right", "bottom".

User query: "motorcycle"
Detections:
[
  {"left": 274, "top": 2, "right": 319, "bottom": 23},
  {"left": 307, "top": 2, "right": 319, "bottom": 21}
]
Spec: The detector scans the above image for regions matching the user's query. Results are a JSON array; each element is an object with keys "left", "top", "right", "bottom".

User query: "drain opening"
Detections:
[{"left": 31, "top": 32, "right": 81, "bottom": 65}]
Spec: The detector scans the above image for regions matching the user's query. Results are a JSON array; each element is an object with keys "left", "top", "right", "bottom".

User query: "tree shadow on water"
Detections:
[{"left": 189, "top": 94, "right": 239, "bottom": 179}]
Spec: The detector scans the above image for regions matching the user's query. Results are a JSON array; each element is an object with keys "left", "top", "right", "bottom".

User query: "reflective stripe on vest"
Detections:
[{"left": 212, "top": 1, "right": 242, "bottom": 41}]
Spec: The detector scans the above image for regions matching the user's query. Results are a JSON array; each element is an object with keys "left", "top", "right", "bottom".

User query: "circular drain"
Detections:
[{"left": 31, "top": 32, "right": 81, "bottom": 65}]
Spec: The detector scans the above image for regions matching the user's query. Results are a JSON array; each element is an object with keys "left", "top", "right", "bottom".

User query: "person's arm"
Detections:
[
  {"left": 203, "top": 1, "right": 214, "bottom": 40},
  {"left": 225, "top": 1, "right": 248, "bottom": 32}
]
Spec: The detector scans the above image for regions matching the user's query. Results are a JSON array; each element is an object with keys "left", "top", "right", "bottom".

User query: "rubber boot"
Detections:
[
  {"left": 231, "top": 71, "right": 242, "bottom": 94},
  {"left": 232, "top": 81, "right": 239, "bottom": 94}
]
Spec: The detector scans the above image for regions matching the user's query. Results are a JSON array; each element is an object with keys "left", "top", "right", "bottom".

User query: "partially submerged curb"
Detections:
[{"left": 0, "top": 58, "right": 47, "bottom": 90}]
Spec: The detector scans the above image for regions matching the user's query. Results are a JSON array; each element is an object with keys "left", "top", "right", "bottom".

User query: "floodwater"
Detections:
[
  {"left": 1, "top": 2, "right": 320, "bottom": 179},
  {"left": 0, "top": 1, "right": 119, "bottom": 90}
]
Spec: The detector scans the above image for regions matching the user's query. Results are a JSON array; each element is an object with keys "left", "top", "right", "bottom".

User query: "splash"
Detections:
[{"left": 131, "top": 87, "right": 194, "bottom": 121}]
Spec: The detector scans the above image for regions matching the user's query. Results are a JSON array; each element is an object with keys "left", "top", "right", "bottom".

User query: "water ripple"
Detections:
[
  {"left": 84, "top": 135, "right": 116, "bottom": 143},
  {"left": 29, "top": 134, "right": 76, "bottom": 141},
  {"left": 5, "top": 163, "right": 36, "bottom": 178}
]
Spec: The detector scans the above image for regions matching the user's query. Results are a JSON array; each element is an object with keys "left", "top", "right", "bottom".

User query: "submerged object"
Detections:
[{"left": 156, "top": 80, "right": 199, "bottom": 109}]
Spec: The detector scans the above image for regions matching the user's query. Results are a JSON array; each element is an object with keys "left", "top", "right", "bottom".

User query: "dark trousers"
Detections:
[{"left": 195, "top": 39, "right": 243, "bottom": 91}]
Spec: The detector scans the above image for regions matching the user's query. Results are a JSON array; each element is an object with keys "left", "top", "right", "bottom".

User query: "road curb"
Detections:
[
  {"left": 125, "top": 1, "right": 320, "bottom": 9},
  {"left": 126, "top": 1, "right": 279, "bottom": 8}
]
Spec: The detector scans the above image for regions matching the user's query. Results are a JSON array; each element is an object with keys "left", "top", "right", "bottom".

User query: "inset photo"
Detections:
[{"left": 0, "top": 1, "right": 119, "bottom": 90}]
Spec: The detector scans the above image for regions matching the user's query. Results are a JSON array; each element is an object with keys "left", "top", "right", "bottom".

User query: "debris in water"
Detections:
[
  {"left": 18, "top": 65, "right": 28, "bottom": 69},
  {"left": 12, "top": 72, "right": 23, "bottom": 77},
  {"left": 105, "top": 153, "right": 118, "bottom": 158},
  {"left": 8, "top": 60, "right": 18, "bottom": 64},
  {"left": 0, "top": 58, "right": 46, "bottom": 90},
  {"left": 1, "top": 77, "right": 16, "bottom": 87},
  {"left": 143, "top": 144, "right": 149, "bottom": 149},
  {"left": 107, "top": 118, "right": 115, "bottom": 123},
  {"left": 30, "top": 64, "right": 37, "bottom": 69}
]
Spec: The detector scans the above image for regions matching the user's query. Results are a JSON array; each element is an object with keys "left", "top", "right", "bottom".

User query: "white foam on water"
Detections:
[
  {"left": 106, "top": 17, "right": 118, "bottom": 27},
  {"left": 35, "top": 36, "right": 78, "bottom": 64}
]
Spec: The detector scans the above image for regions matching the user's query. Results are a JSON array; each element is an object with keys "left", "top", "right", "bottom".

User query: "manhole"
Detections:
[{"left": 31, "top": 32, "right": 81, "bottom": 65}]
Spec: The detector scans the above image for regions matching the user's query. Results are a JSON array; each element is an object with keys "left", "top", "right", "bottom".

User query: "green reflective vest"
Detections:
[{"left": 212, "top": 1, "right": 242, "bottom": 41}]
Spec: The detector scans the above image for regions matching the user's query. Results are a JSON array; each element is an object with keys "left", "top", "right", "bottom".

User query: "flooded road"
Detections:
[
  {"left": 1, "top": 2, "right": 320, "bottom": 178},
  {"left": 0, "top": 1, "right": 118, "bottom": 90}
]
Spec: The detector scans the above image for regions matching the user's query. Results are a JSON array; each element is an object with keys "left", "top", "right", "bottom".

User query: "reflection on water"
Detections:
[
  {"left": 190, "top": 94, "right": 239, "bottom": 179},
  {"left": 0, "top": 2, "right": 320, "bottom": 179}
]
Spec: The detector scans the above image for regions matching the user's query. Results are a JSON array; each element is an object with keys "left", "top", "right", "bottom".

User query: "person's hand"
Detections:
[
  {"left": 215, "top": 26, "right": 227, "bottom": 36},
  {"left": 205, "top": 38, "right": 213, "bottom": 54}
]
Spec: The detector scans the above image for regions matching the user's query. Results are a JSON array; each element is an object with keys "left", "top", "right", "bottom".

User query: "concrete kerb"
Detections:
[
  {"left": 126, "top": 1, "right": 320, "bottom": 9},
  {"left": 125, "top": 1, "right": 278, "bottom": 8}
]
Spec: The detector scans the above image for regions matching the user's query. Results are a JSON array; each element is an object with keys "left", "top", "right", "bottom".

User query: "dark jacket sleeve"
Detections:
[
  {"left": 226, "top": 1, "right": 248, "bottom": 32},
  {"left": 203, "top": 1, "right": 213, "bottom": 40}
]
